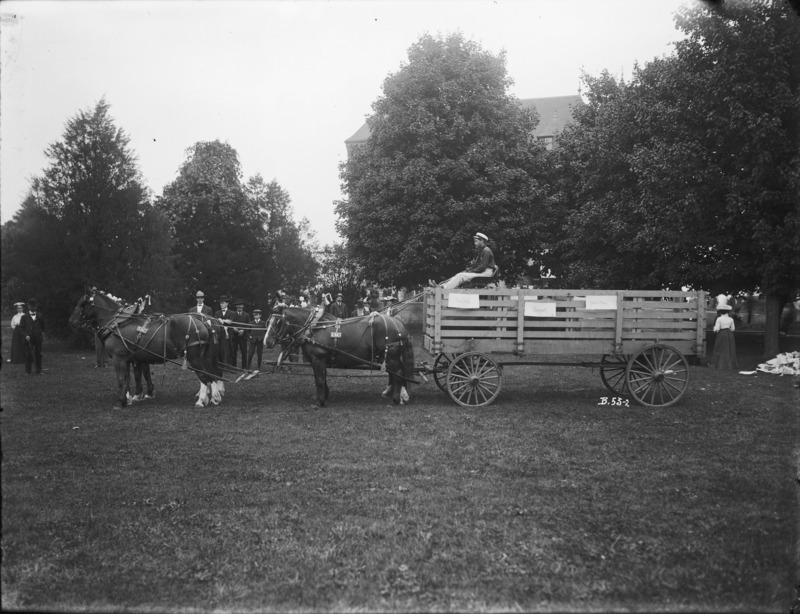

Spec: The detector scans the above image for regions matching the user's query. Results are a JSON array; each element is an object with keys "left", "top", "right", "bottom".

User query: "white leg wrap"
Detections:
[
  {"left": 210, "top": 381, "right": 222, "bottom": 405},
  {"left": 195, "top": 382, "right": 209, "bottom": 407},
  {"left": 400, "top": 386, "right": 410, "bottom": 404},
  {"left": 381, "top": 385, "right": 391, "bottom": 398},
  {"left": 126, "top": 391, "right": 133, "bottom": 404}
]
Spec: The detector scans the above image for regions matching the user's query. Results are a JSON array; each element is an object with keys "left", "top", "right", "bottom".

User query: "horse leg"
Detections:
[
  {"left": 113, "top": 358, "right": 131, "bottom": 407},
  {"left": 131, "top": 362, "right": 144, "bottom": 402},
  {"left": 311, "top": 357, "right": 328, "bottom": 407},
  {"left": 143, "top": 363, "right": 155, "bottom": 398}
]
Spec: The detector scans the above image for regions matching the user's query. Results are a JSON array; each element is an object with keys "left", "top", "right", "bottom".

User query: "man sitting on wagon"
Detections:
[{"left": 439, "top": 232, "right": 497, "bottom": 289}]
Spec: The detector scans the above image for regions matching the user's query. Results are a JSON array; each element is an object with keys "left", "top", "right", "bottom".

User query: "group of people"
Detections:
[
  {"left": 8, "top": 299, "right": 46, "bottom": 375},
  {"left": 190, "top": 292, "right": 267, "bottom": 371}
]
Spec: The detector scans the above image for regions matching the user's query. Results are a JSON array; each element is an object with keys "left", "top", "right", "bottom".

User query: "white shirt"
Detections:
[
  {"left": 11, "top": 312, "right": 24, "bottom": 328},
  {"left": 713, "top": 313, "right": 735, "bottom": 332}
]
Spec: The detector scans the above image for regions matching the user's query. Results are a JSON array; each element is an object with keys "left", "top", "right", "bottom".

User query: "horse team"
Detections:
[{"left": 70, "top": 291, "right": 415, "bottom": 409}]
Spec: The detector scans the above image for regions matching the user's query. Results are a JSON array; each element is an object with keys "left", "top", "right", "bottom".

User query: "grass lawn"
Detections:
[{"left": 1, "top": 326, "right": 798, "bottom": 612}]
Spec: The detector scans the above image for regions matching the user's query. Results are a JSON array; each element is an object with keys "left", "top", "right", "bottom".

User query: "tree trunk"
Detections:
[{"left": 763, "top": 292, "right": 782, "bottom": 359}]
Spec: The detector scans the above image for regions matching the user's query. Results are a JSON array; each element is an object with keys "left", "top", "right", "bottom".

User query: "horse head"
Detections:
[
  {"left": 69, "top": 294, "right": 96, "bottom": 329},
  {"left": 264, "top": 311, "right": 289, "bottom": 349}
]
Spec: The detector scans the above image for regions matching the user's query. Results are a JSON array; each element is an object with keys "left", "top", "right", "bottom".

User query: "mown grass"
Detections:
[{"left": 1, "top": 330, "right": 798, "bottom": 612}]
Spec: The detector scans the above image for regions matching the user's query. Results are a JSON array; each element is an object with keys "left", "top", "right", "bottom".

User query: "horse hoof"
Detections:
[{"left": 145, "top": 394, "right": 155, "bottom": 400}]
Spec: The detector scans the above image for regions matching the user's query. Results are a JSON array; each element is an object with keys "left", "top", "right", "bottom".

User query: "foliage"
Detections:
[
  {"left": 317, "top": 242, "right": 366, "bottom": 309},
  {"left": 0, "top": 99, "right": 175, "bottom": 329},
  {"left": 336, "top": 33, "right": 549, "bottom": 287},
  {"left": 546, "top": 1, "right": 800, "bottom": 354},
  {"left": 245, "top": 175, "right": 318, "bottom": 300}
]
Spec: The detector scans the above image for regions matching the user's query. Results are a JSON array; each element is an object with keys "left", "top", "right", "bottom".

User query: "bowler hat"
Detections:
[
  {"left": 234, "top": 299, "right": 245, "bottom": 306},
  {"left": 219, "top": 295, "right": 229, "bottom": 303},
  {"left": 28, "top": 299, "right": 38, "bottom": 309}
]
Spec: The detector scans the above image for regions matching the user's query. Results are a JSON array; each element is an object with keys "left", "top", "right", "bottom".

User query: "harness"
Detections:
[{"left": 272, "top": 310, "right": 417, "bottom": 383}]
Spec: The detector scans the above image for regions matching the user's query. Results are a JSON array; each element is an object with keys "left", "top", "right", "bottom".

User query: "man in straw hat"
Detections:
[
  {"left": 190, "top": 291, "right": 213, "bottom": 316},
  {"left": 440, "top": 232, "right": 497, "bottom": 289}
]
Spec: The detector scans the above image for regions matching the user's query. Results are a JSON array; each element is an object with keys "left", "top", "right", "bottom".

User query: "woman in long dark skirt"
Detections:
[
  {"left": 711, "top": 304, "right": 738, "bottom": 369},
  {"left": 9, "top": 302, "right": 27, "bottom": 364}
]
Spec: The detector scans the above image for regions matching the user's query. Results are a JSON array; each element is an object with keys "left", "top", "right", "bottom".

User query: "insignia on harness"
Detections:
[
  {"left": 331, "top": 318, "right": 343, "bottom": 339},
  {"left": 136, "top": 325, "right": 149, "bottom": 334}
]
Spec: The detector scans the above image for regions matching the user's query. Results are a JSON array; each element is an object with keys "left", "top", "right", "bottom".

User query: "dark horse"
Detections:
[
  {"left": 69, "top": 292, "right": 225, "bottom": 407},
  {"left": 265, "top": 307, "right": 416, "bottom": 407}
]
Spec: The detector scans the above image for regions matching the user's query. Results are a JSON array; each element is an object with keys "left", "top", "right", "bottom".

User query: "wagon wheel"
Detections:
[
  {"left": 432, "top": 353, "right": 455, "bottom": 392},
  {"left": 446, "top": 352, "right": 502, "bottom": 407},
  {"left": 625, "top": 344, "right": 689, "bottom": 407},
  {"left": 600, "top": 354, "right": 630, "bottom": 395}
]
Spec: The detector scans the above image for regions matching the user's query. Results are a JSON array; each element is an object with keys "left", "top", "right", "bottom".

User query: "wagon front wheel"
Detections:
[
  {"left": 446, "top": 352, "right": 502, "bottom": 407},
  {"left": 600, "top": 354, "right": 630, "bottom": 394},
  {"left": 432, "top": 353, "right": 455, "bottom": 392},
  {"left": 625, "top": 344, "right": 689, "bottom": 407}
]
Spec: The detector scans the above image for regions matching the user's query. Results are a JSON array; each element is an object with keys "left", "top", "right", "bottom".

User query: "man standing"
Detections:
[
  {"left": 190, "top": 291, "right": 213, "bottom": 316},
  {"left": 350, "top": 299, "right": 369, "bottom": 318},
  {"left": 329, "top": 293, "right": 349, "bottom": 319},
  {"left": 215, "top": 295, "right": 233, "bottom": 364},
  {"left": 21, "top": 298, "right": 46, "bottom": 375},
  {"left": 230, "top": 299, "right": 251, "bottom": 368},
  {"left": 247, "top": 308, "right": 265, "bottom": 371},
  {"left": 441, "top": 232, "right": 496, "bottom": 289}
]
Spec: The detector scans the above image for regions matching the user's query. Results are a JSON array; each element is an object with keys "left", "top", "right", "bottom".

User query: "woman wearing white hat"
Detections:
[
  {"left": 440, "top": 232, "right": 497, "bottom": 289},
  {"left": 9, "top": 302, "right": 27, "bottom": 364},
  {"left": 710, "top": 295, "right": 738, "bottom": 369}
]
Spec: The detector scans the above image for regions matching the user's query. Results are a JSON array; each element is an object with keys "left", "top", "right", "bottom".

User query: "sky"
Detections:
[{"left": 1, "top": 0, "right": 690, "bottom": 245}]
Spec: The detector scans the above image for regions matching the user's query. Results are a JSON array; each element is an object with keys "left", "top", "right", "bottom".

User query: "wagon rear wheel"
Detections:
[
  {"left": 625, "top": 344, "right": 689, "bottom": 407},
  {"left": 446, "top": 352, "right": 502, "bottom": 407},
  {"left": 433, "top": 353, "right": 455, "bottom": 392},
  {"left": 600, "top": 354, "right": 630, "bottom": 394}
]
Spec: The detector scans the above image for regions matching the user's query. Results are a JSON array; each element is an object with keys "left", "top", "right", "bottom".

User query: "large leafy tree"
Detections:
[
  {"left": 317, "top": 243, "right": 365, "bottom": 309},
  {"left": 159, "top": 141, "right": 267, "bottom": 308},
  {"left": 548, "top": 1, "right": 799, "bottom": 356},
  {"left": 336, "top": 32, "right": 548, "bottom": 287},
  {"left": 245, "top": 175, "right": 318, "bottom": 299},
  {"left": 1, "top": 99, "right": 175, "bottom": 330}
]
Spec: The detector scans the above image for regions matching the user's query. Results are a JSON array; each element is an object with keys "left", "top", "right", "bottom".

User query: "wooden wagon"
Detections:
[{"left": 422, "top": 288, "right": 707, "bottom": 408}]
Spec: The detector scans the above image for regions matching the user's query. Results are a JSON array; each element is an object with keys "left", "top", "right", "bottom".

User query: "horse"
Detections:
[
  {"left": 69, "top": 292, "right": 226, "bottom": 408},
  {"left": 265, "top": 306, "right": 416, "bottom": 407}
]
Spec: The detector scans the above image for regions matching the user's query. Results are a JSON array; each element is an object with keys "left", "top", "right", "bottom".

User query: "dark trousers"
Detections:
[
  {"left": 233, "top": 335, "right": 248, "bottom": 368},
  {"left": 25, "top": 335, "right": 43, "bottom": 373},
  {"left": 248, "top": 340, "right": 263, "bottom": 370}
]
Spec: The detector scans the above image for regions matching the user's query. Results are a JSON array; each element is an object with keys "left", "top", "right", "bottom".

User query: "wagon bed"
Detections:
[{"left": 422, "top": 288, "right": 707, "bottom": 407}]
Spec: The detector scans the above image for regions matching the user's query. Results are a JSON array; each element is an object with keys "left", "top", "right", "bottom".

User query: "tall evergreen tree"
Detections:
[
  {"left": 1, "top": 99, "right": 175, "bottom": 329},
  {"left": 336, "top": 32, "right": 548, "bottom": 287}
]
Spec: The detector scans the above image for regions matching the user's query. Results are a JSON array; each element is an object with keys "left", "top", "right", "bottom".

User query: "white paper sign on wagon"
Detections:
[
  {"left": 584, "top": 295, "right": 618, "bottom": 310},
  {"left": 524, "top": 301, "right": 557, "bottom": 317},
  {"left": 448, "top": 292, "right": 480, "bottom": 309}
]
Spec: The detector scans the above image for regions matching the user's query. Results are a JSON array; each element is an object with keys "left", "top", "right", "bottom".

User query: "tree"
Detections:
[
  {"left": 547, "top": 1, "right": 800, "bottom": 356},
  {"left": 336, "top": 32, "right": 549, "bottom": 288},
  {"left": 159, "top": 141, "right": 268, "bottom": 307},
  {"left": 245, "top": 175, "right": 318, "bottom": 299},
  {"left": 1, "top": 99, "right": 175, "bottom": 330},
  {"left": 317, "top": 243, "right": 365, "bottom": 309}
]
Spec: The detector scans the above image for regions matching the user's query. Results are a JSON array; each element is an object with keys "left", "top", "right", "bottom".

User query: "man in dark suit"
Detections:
[
  {"left": 190, "top": 290, "right": 213, "bottom": 316},
  {"left": 329, "top": 293, "right": 349, "bottom": 319},
  {"left": 215, "top": 295, "right": 233, "bottom": 364},
  {"left": 21, "top": 298, "right": 46, "bottom": 374},
  {"left": 230, "top": 299, "right": 251, "bottom": 368},
  {"left": 247, "top": 308, "right": 265, "bottom": 371}
]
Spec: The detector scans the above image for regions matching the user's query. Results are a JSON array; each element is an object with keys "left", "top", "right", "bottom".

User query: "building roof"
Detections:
[{"left": 345, "top": 94, "right": 584, "bottom": 145}]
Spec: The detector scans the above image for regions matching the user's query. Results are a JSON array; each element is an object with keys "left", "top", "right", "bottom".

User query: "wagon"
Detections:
[{"left": 422, "top": 288, "right": 707, "bottom": 408}]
